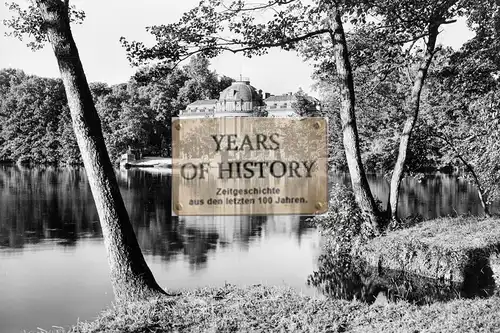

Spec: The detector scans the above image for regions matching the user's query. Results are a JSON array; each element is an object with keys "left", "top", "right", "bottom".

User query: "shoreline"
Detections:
[
  {"left": 29, "top": 215, "right": 500, "bottom": 333},
  {"left": 0, "top": 161, "right": 476, "bottom": 177},
  {"left": 359, "top": 216, "right": 500, "bottom": 284},
  {"left": 38, "top": 283, "right": 500, "bottom": 333},
  {"left": 121, "top": 156, "right": 172, "bottom": 169}
]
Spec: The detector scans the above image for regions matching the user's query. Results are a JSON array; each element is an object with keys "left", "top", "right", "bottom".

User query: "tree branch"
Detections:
[
  {"left": 390, "top": 31, "right": 430, "bottom": 45},
  {"left": 144, "top": 27, "right": 330, "bottom": 68},
  {"left": 221, "top": 0, "right": 296, "bottom": 13}
]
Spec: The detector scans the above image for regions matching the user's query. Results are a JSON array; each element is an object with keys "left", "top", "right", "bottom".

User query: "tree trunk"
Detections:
[
  {"left": 388, "top": 23, "right": 439, "bottom": 222},
  {"left": 436, "top": 134, "right": 491, "bottom": 217},
  {"left": 329, "top": 8, "right": 381, "bottom": 234},
  {"left": 453, "top": 149, "right": 491, "bottom": 218},
  {"left": 36, "top": 0, "right": 165, "bottom": 302},
  {"left": 476, "top": 183, "right": 491, "bottom": 217},
  {"left": 494, "top": 0, "right": 500, "bottom": 38}
]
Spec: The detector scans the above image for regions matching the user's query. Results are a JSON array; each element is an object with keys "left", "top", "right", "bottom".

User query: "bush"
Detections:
[{"left": 310, "top": 183, "right": 373, "bottom": 255}]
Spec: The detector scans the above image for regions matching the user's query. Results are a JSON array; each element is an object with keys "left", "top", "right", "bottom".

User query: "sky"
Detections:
[{"left": 0, "top": 0, "right": 476, "bottom": 98}]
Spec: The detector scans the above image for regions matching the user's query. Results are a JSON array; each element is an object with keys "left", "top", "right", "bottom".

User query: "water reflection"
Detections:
[
  {"left": 0, "top": 165, "right": 499, "bottom": 331},
  {"left": 0, "top": 166, "right": 100, "bottom": 249},
  {"left": 115, "top": 169, "right": 312, "bottom": 269},
  {"left": 339, "top": 172, "right": 499, "bottom": 218},
  {"left": 0, "top": 165, "right": 315, "bottom": 270},
  {"left": 308, "top": 254, "right": 496, "bottom": 305},
  {"left": 0, "top": 165, "right": 319, "bottom": 332},
  {"left": 1, "top": 166, "right": 496, "bottom": 253}
]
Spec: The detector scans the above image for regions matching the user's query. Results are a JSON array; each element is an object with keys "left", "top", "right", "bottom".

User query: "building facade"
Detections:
[{"left": 179, "top": 78, "right": 319, "bottom": 118}]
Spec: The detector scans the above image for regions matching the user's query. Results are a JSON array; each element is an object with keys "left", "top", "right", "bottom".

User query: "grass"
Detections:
[
  {"left": 30, "top": 284, "right": 500, "bottom": 333},
  {"left": 32, "top": 216, "right": 500, "bottom": 333},
  {"left": 359, "top": 216, "right": 500, "bottom": 283},
  {"left": 381, "top": 216, "right": 500, "bottom": 251}
]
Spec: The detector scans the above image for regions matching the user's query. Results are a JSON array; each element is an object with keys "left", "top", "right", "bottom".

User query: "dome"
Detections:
[{"left": 219, "top": 80, "right": 261, "bottom": 103}]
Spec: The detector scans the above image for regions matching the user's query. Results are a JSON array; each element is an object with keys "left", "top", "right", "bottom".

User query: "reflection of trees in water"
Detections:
[
  {"left": 5, "top": 166, "right": 495, "bottom": 274},
  {"left": 117, "top": 170, "right": 311, "bottom": 269},
  {"left": 308, "top": 253, "right": 496, "bottom": 305},
  {"left": 134, "top": 211, "right": 269, "bottom": 269},
  {"left": 0, "top": 166, "right": 100, "bottom": 249},
  {"left": 0, "top": 167, "right": 313, "bottom": 270},
  {"left": 335, "top": 172, "right": 499, "bottom": 219}
]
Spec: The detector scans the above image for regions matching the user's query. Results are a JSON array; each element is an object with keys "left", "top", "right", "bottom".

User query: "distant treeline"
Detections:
[
  {"left": 1, "top": 50, "right": 497, "bottom": 176},
  {"left": 0, "top": 62, "right": 448, "bottom": 172},
  {"left": 0, "top": 56, "right": 233, "bottom": 165}
]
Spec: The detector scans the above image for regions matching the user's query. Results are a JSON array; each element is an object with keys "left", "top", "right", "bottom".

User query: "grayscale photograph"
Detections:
[{"left": 0, "top": 0, "right": 498, "bottom": 332}]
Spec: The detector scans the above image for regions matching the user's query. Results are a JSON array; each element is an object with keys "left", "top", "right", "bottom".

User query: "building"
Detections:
[
  {"left": 265, "top": 93, "right": 302, "bottom": 117},
  {"left": 179, "top": 78, "right": 319, "bottom": 118}
]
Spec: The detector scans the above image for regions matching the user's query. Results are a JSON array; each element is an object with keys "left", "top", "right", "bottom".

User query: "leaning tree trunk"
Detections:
[
  {"left": 329, "top": 8, "right": 381, "bottom": 234},
  {"left": 495, "top": 0, "right": 500, "bottom": 39},
  {"left": 388, "top": 23, "right": 439, "bottom": 222},
  {"left": 463, "top": 162, "right": 491, "bottom": 217},
  {"left": 436, "top": 134, "right": 491, "bottom": 217},
  {"left": 36, "top": 0, "right": 165, "bottom": 302}
]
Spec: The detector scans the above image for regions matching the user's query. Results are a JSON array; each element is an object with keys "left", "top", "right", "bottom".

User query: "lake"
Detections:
[{"left": 0, "top": 165, "right": 497, "bottom": 332}]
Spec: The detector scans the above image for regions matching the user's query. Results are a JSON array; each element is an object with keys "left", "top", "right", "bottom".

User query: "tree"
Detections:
[
  {"left": 128, "top": 56, "right": 233, "bottom": 157},
  {"left": 306, "top": 26, "right": 410, "bottom": 174},
  {"left": 327, "top": 5, "right": 382, "bottom": 232},
  {"left": 291, "top": 88, "right": 320, "bottom": 117},
  {"left": 121, "top": 0, "right": 384, "bottom": 233},
  {"left": 130, "top": 65, "right": 188, "bottom": 157},
  {"left": 0, "top": 75, "right": 65, "bottom": 164},
  {"left": 311, "top": 1, "right": 473, "bottom": 223},
  {"left": 423, "top": 2, "right": 500, "bottom": 216},
  {"left": 304, "top": 1, "right": 466, "bottom": 222},
  {"left": 119, "top": 0, "right": 473, "bottom": 228},
  {"left": 4, "top": 0, "right": 166, "bottom": 301},
  {"left": 373, "top": 0, "right": 463, "bottom": 222}
]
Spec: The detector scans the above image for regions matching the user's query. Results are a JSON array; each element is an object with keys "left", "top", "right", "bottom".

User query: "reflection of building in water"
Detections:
[
  {"left": 179, "top": 215, "right": 264, "bottom": 249},
  {"left": 179, "top": 215, "right": 307, "bottom": 250},
  {"left": 178, "top": 78, "right": 319, "bottom": 118}
]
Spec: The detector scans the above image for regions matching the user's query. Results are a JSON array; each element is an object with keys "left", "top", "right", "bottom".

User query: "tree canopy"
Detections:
[{"left": 0, "top": 56, "right": 233, "bottom": 165}]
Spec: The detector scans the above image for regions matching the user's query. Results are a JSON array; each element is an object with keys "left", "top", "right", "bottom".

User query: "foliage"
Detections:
[
  {"left": 120, "top": 0, "right": 334, "bottom": 67},
  {"left": 0, "top": 70, "right": 70, "bottom": 164},
  {"left": 307, "top": 183, "right": 371, "bottom": 301},
  {"left": 311, "top": 183, "right": 373, "bottom": 255},
  {"left": 3, "top": 2, "right": 85, "bottom": 51},
  {"left": 424, "top": 14, "right": 500, "bottom": 208},
  {"left": 121, "top": 0, "right": 474, "bottom": 175},
  {"left": 303, "top": 2, "right": 467, "bottom": 174},
  {"left": 0, "top": 56, "right": 233, "bottom": 164},
  {"left": 252, "top": 107, "right": 268, "bottom": 117},
  {"left": 2, "top": 1, "right": 235, "bottom": 165},
  {"left": 291, "top": 88, "right": 319, "bottom": 117}
]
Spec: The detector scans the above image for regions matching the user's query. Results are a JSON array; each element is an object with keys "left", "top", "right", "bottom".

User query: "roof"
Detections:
[
  {"left": 264, "top": 94, "right": 319, "bottom": 104},
  {"left": 187, "top": 99, "right": 218, "bottom": 106},
  {"left": 219, "top": 81, "right": 261, "bottom": 102},
  {"left": 264, "top": 94, "right": 294, "bottom": 102}
]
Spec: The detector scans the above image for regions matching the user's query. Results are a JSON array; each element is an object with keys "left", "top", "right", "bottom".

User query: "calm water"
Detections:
[{"left": 0, "top": 165, "right": 497, "bottom": 332}]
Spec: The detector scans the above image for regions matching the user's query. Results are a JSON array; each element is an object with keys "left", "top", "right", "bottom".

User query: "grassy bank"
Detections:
[
  {"left": 359, "top": 216, "right": 500, "bottom": 283},
  {"left": 39, "top": 284, "right": 500, "bottom": 333},
  {"left": 36, "top": 216, "right": 500, "bottom": 332}
]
